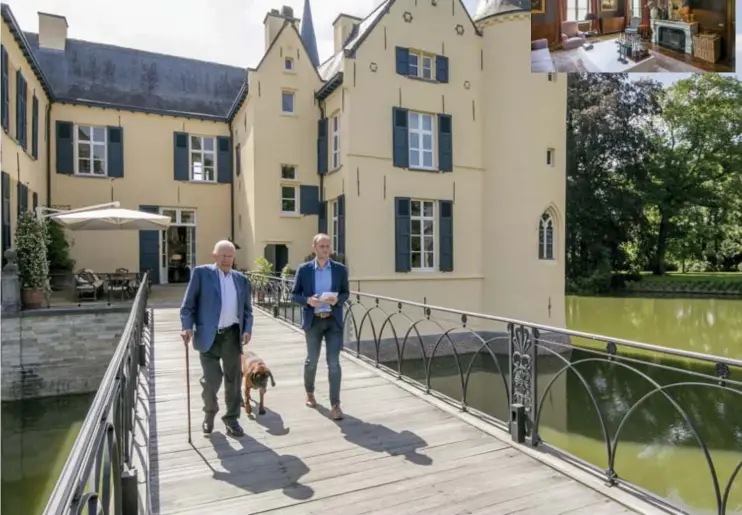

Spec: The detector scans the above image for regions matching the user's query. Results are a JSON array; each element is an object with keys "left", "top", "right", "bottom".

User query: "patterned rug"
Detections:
[{"left": 551, "top": 46, "right": 705, "bottom": 73}]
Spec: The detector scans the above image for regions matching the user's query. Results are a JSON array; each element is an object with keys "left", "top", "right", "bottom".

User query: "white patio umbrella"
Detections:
[{"left": 50, "top": 207, "right": 171, "bottom": 231}]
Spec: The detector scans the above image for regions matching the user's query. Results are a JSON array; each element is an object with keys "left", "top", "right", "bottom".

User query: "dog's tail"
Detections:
[{"left": 268, "top": 370, "right": 276, "bottom": 387}]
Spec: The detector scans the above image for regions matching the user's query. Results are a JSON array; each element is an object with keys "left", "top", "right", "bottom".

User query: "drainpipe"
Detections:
[
  {"left": 45, "top": 102, "right": 52, "bottom": 206},
  {"left": 318, "top": 102, "right": 325, "bottom": 202},
  {"left": 229, "top": 123, "right": 235, "bottom": 242}
]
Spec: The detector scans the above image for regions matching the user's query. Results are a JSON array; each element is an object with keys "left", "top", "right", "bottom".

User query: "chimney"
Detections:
[
  {"left": 263, "top": 6, "right": 298, "bottom": 52},
  {"left": 332, "top": 14, "right": 361, "bottom": 53},
  {"left": 38, "top": 12, "right": 68, "bottom": 51}
]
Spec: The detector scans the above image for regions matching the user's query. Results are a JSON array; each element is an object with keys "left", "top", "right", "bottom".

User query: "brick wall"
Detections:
[{"left": 1, "top": 307, "right": 130, "bottom": 400}]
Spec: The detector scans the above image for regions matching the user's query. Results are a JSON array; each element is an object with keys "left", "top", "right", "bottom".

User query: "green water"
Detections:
[
  {"left": 385, "top": 295, "right": 742, "bottom": 515},
  {"left": 1, "top": 393, "right": 95, "bottom": 515}
]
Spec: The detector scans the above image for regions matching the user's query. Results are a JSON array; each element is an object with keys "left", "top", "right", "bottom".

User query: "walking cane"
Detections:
[{"left": 185, "top": 342, "right": 192, "bottom": 444}]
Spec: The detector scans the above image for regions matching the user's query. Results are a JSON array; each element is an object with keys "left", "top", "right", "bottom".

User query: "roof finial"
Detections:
[{"left": 300, "top": 0, "right": 320, "bottom": 67}]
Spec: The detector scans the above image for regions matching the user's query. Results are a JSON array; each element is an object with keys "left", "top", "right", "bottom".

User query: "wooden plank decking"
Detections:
[{"left": 148, "top": 308, "right": 646, "bottom": 515}]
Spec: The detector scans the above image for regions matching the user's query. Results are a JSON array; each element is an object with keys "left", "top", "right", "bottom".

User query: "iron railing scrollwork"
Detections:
[
  {"left": 247, "top": 273, "right": 742, "bottom": 515},
  {"left": 43, "top": 273, "right": 151, "bottom": 515}
]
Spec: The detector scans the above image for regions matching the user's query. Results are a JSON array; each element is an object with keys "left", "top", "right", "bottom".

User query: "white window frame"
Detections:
[
  {"left": 281, "top": 91, "right": 295, "bottom": 114},
  {"left": 331, "top": 199, "right": 339, "bottom": 252},
  {"left": 410, "top": 199, "right": 436, "bottom": 271},
  {"left": 160, "top": 207, "right": 197, "bottom": 226},
  {"left": 630, "top": 0, "right": 641, "bottom": 18},
  {"left": 539, "top": 213, "right": 555, "bottom": 260},
  {"left": 284, "top": 57, "right": 294, "bottom": 71},
  {"left": 408, "top": 50, "right": 434, "bottom": 80},
  {"left": 189, "top": 135, "right": 216, "bottom": 182},
  {"left": 74, "top": 125, "right": 108, "bottom": 176},
  {"left": 331, "top": 114, "right": 340, "bottom": 169},
  {"left": 408, "top": 112, "right": 435, "bottom": 170},
  {"left": 280, "top": 164, "right": 299, "bottom": 214},
  {"left": 566, "top": 0, "right": 589, "bottom": 22}
]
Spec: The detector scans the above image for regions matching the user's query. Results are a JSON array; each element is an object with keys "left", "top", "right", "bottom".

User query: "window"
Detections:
[
  {"left": 189, "top": 135, "right": 216, "bottom": 182},
  {"left": 539, "top": 213, "right": 555, "bottom": 260},
  {"left": 280, "top": 164, "right": 298, "bottom": 214},
  {"left": 281, "top": 164, "right": 296, "bottom": 180},
  {"left": 408, "top": 112, "right": 435, "bottom": 169},
  {"left": 331, "top": 114, "right": 340, "bottom": 169},
  {"left": 282, "top": 91, "right": 295, "bottom": 114},
  {"left": 546, "top": 148, "right": 555, "bottom": 166},
  {"left": 411, "top": 200, "right": 435, "bottom": 270},
  {"left": 75, "top": 125, "right": 107, "bottom": 176},
  {"left": 631, "top": 0, "right": 641, "bottom": 17},
  {"left": 409, "top": 51, "right": 433, "bottom": 80},
  {"left": 566, "top": 0, "right": 589, "bottom": 22},
  {"left": 331, "top": 200, "right": 339, "bottom": 251},
  {"left": 284, "top": 57, "right": 294, "bottom": 71},
  {"left": 281, "top": 186, "right": 298, "bottom": 213}
]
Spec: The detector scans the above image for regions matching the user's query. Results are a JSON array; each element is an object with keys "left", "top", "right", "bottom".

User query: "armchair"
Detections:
[
  {"left": 561, "top": 21, "right": 587, "bottom": 50},
  {"left": 625, "top": 16, "right": 641, "bottom": 35}
]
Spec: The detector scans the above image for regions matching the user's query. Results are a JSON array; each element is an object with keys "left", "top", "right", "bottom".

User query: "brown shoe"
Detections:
[
  {"left": 305, "top": 394, "right": 317, "bottom": 408},
  {"left": 331, "top": 405, "right": 344, "bottom": 420}
]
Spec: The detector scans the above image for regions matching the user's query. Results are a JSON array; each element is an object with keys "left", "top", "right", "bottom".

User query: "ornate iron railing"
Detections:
[
  {"left": 248, "top": 273, "right": 742, "bottom": 515},
  {"left": 43, "top": 273, "right": 151, "bottom": 515}
]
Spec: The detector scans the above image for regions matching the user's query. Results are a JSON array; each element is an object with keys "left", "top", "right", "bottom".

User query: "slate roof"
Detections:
[
  {"left": 473, "top": 0, "right": 530, "bottom": 21},
  {"left": 300, "top": 0, "right": 320, "bottom": 67},
  {"left": 23, "top": 32, "right": 246, "bottom": 120}
]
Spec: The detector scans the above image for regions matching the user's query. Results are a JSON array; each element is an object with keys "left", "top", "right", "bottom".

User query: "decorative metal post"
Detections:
[
  {"left": 508, "top": 323, "right": 538, "bottom": 444},
  {"left": 1, "top": 249, "right": 21, "bottom": 315}
]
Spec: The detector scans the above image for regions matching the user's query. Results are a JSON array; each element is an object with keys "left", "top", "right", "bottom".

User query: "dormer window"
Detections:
[{"left": 284, "top": 57, "right": 294, "bottom": 71}]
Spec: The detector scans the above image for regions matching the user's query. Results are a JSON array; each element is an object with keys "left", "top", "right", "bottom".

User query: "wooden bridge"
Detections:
[{"left": 141, "top": 308, "right": 669, "bottom": 515}]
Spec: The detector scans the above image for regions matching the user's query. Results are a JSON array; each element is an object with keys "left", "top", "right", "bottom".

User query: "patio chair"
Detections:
[
  {"left": 75, "top": 268, "right": 105, "bottom": 301},
  {"left": 108, "top": 267, "right": 136, "bottom": 300}
]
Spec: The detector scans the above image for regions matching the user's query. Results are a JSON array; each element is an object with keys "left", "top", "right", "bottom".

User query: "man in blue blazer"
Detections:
[
  {"left": 180, "top": 240, "right": 253, "bottom": 437},
  {"left": 292, "top": 234, "right": 350, "bottom": 420}
]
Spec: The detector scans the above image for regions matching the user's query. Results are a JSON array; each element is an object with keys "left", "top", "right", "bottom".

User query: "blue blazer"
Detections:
[
  {"left": 180, "top": 264, "right": 254, "bottom": 353},
  {"left": 291, "top": 259, "right": 350, "bottom": 331}
]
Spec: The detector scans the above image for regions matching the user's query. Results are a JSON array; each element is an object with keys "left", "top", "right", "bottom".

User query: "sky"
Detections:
[{"left": 7, "top": 0, "right": 739, "bottom": 83}]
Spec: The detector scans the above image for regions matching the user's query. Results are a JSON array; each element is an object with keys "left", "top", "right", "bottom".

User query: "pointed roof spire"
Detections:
[{"left": 300, "top": 0, "right": 320, "bottom": 67}]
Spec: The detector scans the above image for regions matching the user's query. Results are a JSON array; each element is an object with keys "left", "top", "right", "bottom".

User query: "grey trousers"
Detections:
[{"left": 199, "top": 325, "right": 242, "bottom": 424}]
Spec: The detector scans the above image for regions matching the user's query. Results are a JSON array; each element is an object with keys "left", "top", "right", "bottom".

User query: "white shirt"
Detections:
[{"left": 217, "top": 269, "right": 239, "bottom": 329}]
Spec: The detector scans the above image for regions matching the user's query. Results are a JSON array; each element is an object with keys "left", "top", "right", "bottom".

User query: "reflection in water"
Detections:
[
  {"left": 566, "top": 295, "right": 742, "bottom": 358},
  {"left": 1, "top": 393, "right": 94, "bottom": 515},
  {"left": 391, "top": 346, "right": 742, "bottom": 514}
]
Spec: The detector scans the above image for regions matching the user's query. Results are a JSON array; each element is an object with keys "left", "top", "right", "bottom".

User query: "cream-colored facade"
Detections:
[{"left": 1, "top": 0, "right": 566, "bottom": 328}]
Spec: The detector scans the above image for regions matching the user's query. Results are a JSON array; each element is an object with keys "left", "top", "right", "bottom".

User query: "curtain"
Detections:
[
  {"left": 624, "top": 0, "right": 630, "bottom": 26},
  {"left": 641, "top": 0, "right": 649, "bottom": 36},
  {"left": 590, "top": 0, "right": 600, "bottom": 33},
  {"left": 554, "top": 0, "right": 567, "bottom": 42}
]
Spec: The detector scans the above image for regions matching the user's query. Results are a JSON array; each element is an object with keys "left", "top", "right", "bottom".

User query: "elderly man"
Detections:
[
  {"left": 180, "top": 240, "right": 253, "bottom": 437},
  {"left": 292, "top": 234, "right": 350, "bottom": 420}
]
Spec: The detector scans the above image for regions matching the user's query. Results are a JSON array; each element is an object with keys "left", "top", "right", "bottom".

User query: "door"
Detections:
[
  {"left": 139, "top": 205, "right": 161, "bottom": 284},
  {"left": 275, "top": 244, "right": 289, "bottom": 275},
  {"left": 159, "top": 230, "right": 168, "bottom": 284}
]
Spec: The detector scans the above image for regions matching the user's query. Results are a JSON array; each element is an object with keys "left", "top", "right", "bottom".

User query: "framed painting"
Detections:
[
  {"left": 531, "top": 0, "right": 545, "bottom": 13},
  {"left": 600, "top": 0, "right": 617, "bottom": 11}
]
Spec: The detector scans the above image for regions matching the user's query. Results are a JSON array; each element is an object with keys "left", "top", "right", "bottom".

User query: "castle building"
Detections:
[{"left": 1, "top": 0, "right": 566, "bottom": 326}]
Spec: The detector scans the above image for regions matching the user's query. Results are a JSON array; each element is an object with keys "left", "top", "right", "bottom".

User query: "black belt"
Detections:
[
  {"left": 314, "top": 312, "right": 332, "bottom": 319},
  {"left": 216, "top": 324, "right": 239, "bottom": 334}
]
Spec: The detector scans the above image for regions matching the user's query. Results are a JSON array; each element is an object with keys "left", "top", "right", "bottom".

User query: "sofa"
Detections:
[
  {"left": 531, "top": 39, "right": 556, "bottom": 73},
  {"left": 561, "top": 21, "right": 587, "bottom": 50}
]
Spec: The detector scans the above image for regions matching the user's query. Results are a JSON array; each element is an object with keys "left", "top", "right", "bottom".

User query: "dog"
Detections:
[{"left": 241, "top": 350, "right": 275, "bottom": 416}]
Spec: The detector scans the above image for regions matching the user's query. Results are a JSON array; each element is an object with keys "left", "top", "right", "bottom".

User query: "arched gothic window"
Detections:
[{"left": 539, "top": 213, "right": 554, "bottom": 260}]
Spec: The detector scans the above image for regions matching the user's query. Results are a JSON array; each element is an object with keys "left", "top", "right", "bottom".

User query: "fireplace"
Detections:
[{"left": 658, "top": 26, "right": 686, "bottom": 52}]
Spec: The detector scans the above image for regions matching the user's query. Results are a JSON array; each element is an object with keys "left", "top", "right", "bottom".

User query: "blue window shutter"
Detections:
[
  {"left": 31, "top": 96, "right": 38, "bottom": 158},
  {"left": 1, "top": 172, "right": 10, "bottom": 261},
  {"left": 16, "top": 71, "right": 26, "bottom": 149},
  {"left": 32, "top": 191, "right": 38, "bottom": 212},
  {"left": 56, "top": 121, "right": 74, "bottom": 174},
  {"left": 337, "top": 194, "right": 345, "bottom": 256},
  {"left": 299, "top": 185, "right": 320, "bottom": 215},
  {"left": 235, "top": 143, "right": 241, "bottom": 176},
  {"left": 317, "top": 118, "right": 328, "bottom": 175},
  {"left": 217, "top": 136, "right": 231, "bottom": 183},
  {"left": 438, "top": 114, "right": 453, "bottom": 172},
  {"left": 392, "top": 107, "right": 409, "bottom": 168},
  {"left": 0, "top": 46, "right": 8, "bottom": 132},
  {"left": 436, "top": 55, "right": 449, "bottom": 83},
  {"left": 395, "top": 47, "right": 410, "bottom": 76},
  {"left": 16, "top": 182, "right": 21, "bottom": 216},
  {"left": 173, "top": 132, "right": 189, "bottom": 181},
  {"left": 318, "top": 200, "right": 327, "bottom": 233},
  {"left": 107, "top": 126, "right": 124, "bottom": 178},
  {"left": 395, "top": 197, "right": 411, "bottom": 272},
  {"left": 138, "top": 205, "right": 160, "bottom": 284},
  {"left": 439, "top": 200, "right": 453, "bottom": 272},
  {"left": 21, "top": 184, "right": 28, "bottom": 213}
]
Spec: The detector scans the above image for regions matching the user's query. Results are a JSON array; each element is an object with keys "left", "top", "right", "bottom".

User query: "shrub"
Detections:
[
  {"left": 15, "top": 213, "right": 49, "bottom": 290},
  {"left": 46, "top": 220, "right": 75, "bottom": 272}
]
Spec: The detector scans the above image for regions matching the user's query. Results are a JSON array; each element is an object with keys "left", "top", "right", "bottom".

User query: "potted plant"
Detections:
[
  {"left": 46, "top": 220, "right": 75, "bottom": 291},
  {"left": 252, "top": 257, "right": 273, "bottom": 302},
  {"left": 280, "top": 263, "right": 295, "bottom": 303},
  {"left": 15, "top": 212, "right": 49, "bottom": 309}
]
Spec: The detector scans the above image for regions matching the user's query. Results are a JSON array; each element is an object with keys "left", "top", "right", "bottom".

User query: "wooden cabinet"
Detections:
[{"left": 601, "top": 16, "right": 625, "bottom": 34}]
